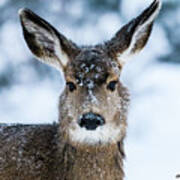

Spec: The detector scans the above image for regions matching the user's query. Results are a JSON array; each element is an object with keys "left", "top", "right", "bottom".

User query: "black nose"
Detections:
[{"left": 78, "top": 112, "right": 105, "bottom": 130}]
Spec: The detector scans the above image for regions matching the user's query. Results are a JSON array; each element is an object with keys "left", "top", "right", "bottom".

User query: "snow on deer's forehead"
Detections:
[{"left": 71, "top": 49, "right": 111, "bottom": 87}]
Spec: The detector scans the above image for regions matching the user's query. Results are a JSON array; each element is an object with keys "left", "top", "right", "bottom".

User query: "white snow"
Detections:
[
  {"left": 123, "top": 62, "right": 180, "bottom": 180},
  {"left": 0, "top": 80, "right": 60, "bottom": 124}
]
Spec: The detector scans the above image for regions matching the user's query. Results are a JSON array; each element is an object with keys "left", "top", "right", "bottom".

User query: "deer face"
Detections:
[
  {"left": 19, "top": 0, "right": 161, "bottom": 145},
  {"left": 60, "top": 48, "right": 128, "bottom": 144}
]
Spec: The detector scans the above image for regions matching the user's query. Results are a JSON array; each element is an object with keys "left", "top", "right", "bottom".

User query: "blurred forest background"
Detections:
[{"left": 0, "top": 0, "right": 180, "bottom": 179}]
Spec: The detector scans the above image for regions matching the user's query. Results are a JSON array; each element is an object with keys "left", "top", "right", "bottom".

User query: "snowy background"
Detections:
[{"left": 0, "top": 0, "right": 180, "bottom": 179}]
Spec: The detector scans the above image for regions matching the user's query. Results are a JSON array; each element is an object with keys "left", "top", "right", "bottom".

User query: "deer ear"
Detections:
[
  {"left": 106, "top": 0, "right": 161, "bottom": 65},
  {"left": 19, "top": 8, "right": 79, "bottom": 71}
]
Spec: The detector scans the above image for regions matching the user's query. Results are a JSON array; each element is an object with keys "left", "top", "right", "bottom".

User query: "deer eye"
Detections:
[
  {"left": 107, "top": 81, "right": 118, "bottom": 91},
  {"left": 67, "top": 82, "right": 77, "bottom": 92}
]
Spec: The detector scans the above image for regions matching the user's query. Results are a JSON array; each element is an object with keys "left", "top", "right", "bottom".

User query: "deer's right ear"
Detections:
[{"left": 19, "top": 8, "right": 79, "bottom": 71}]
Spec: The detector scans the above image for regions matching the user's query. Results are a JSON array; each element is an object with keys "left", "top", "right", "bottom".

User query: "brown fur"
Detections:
[{"left": 0, "top": 124, "right": 124, "bottom": 180}]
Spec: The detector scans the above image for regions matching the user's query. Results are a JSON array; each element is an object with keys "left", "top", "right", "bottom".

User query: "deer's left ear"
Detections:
[{"left": 106, "top": 0, "right": 162, "bottom": 65}]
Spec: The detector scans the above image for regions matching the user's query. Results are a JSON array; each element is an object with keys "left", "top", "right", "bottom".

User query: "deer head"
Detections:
[{"left": 19, "top": 0, "right": 161, "bottom": 147}]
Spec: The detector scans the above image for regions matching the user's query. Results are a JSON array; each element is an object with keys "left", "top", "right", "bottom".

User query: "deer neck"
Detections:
[{"left": 57, "top": 134, "right": 124, "bottom": 180}]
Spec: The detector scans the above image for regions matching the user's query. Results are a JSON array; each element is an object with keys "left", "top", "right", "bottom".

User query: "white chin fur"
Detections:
[{"left": 69, "top": 124, "right": 122, "bottom": 145}]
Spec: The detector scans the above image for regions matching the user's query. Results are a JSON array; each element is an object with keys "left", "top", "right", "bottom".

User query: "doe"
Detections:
[{"left": 0, "top": 1, "right": 161, "bottom": 179}]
